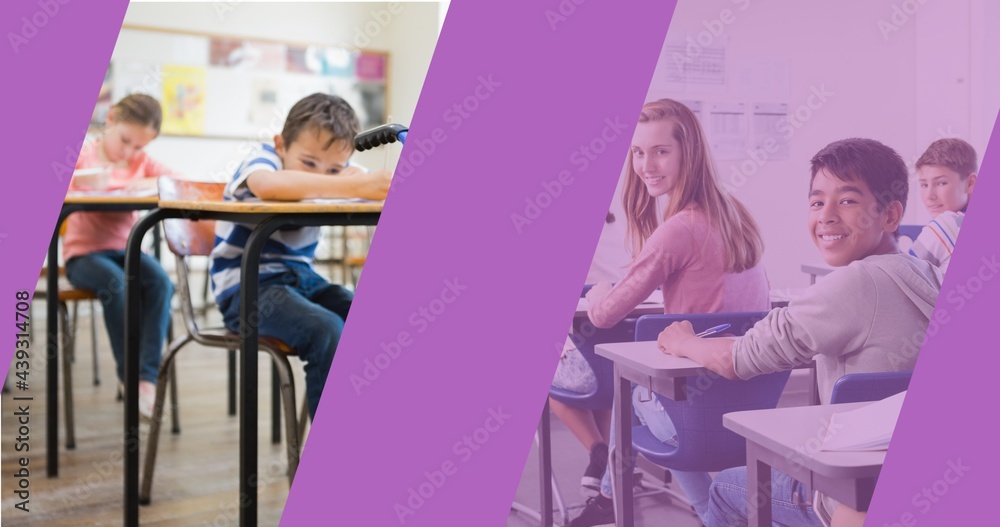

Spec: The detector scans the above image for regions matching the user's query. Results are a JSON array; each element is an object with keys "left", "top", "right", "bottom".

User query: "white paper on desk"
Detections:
[
  {"left": 821, "top": 391, "right": 906, "bottom": 452},
  {"left": 641, "top": 289, "right": 663, "bottom": 305},
  {"left": 301, "top": 198, "right": 376, "bottom": 204},
  {"left": 579, "top": 289, "right": 662, "bottom": 309},
  {"left": 67, "top": 188, "right": 158, "bottom": 198}
]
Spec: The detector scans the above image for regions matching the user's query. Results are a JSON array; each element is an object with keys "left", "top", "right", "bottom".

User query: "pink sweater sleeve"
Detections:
[
  {"left": 587, "top": 215, "right": 694, "bottom": 328},
  {"left": 138, "top": 151, "right": 173, "bottom": 179}
]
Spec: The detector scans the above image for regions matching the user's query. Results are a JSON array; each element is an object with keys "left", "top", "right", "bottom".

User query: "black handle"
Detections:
[{"left": 354, "top": 123, "right": 409, "bottom": 151}]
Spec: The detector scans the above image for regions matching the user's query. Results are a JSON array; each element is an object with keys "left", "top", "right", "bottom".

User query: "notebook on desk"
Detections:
[
  {"left": 821, "top": 391, "right": 906, "bottom": 452},
  {"left": 577, "top": 289, "right": 663, "bottom": 311}
]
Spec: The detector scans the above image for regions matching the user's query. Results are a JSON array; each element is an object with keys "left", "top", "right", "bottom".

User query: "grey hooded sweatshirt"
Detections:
[
  {"left": 734, "top": 252, "right": 942, "bottom": 403},
  {"left": 731, "top": 252, "right": 942, "bottom": 523}
]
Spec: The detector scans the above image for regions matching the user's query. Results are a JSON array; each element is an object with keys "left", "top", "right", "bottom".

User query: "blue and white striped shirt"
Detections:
[
  {"left": 908, "top": 210, "right": 964, "bottom": 275},
  {"left": 209, "top": 143, "right": 321, "bottom": 302}
]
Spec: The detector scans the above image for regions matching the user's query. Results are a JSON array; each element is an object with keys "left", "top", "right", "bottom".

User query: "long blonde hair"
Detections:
[{"left": 622, "top": 99, "right": 764, "bottom": 273}]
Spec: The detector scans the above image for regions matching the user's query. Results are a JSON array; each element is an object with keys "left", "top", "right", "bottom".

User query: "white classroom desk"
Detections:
[
  {"left": 801, "top": 263, "right": 833, "bottom": 285},
  {"left": 526, "top": 299, "right": 665, "bottom": 527},
  {"left": 724, "top": 403, "right": 883, "bottom": 527},
  {"left": 595, "top": 341, "right": 715, "bottom": 527},
  {"left": 595, "top": 340, "right": 819, "bottom": 527},
  {"left": 574, "top": 298, "right": 664, "bottom": 319}
]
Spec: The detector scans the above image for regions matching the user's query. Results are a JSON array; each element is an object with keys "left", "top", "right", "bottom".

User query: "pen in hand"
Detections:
[{"left": 695, "top": 323, "right": 731, "bottom": 338}]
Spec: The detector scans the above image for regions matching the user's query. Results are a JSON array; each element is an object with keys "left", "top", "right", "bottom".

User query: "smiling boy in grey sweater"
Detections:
[{"left": 657, "top": 138, "right": 943, "bottom": 527}]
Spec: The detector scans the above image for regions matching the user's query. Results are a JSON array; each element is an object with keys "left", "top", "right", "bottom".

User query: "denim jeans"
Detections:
[
  {"left": 600, "top": 385, "right": 713, "bottom": 525},
  {"left": 65, "top": 250, "right": 174, "bottom": 384},
  {"left": 217, "top": 264, "right": 352, "bottom": 420},
  {"left": 707, "top": 467, "right": 822, "bottom": 527}
]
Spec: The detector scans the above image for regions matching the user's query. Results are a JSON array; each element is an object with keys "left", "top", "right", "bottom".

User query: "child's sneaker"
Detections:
[
  {"left": 569, "top": 495, "right": 615, "bottom": 527},
  {"left": 121, "top": 381, "right": 157, "bottom": 421},
  {"left": 581, "top": 442, "right": 608, "bottom": 497},
  {"left": 138, "top": 381, "right": 156, "bottom": 421}
]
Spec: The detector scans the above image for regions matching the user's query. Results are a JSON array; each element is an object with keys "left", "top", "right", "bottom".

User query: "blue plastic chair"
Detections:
[
  {"left": 830, "top": 371, "right": 912, "bottom": 404},
  {"left": 898, "top": 224, "right": 922, "bottom": 240},
  {"left": 629, "top": 313, "right": 791, "bottom": 472}
]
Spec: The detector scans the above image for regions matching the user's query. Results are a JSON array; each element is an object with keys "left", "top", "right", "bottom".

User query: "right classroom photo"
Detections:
[{"left": 510, "top": 0, "right": 999, "bottom": 526}]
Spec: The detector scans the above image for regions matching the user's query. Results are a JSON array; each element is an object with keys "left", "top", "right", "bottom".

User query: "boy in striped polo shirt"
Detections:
[
  {"left": 210, "top": 93, "right": 391, "bottom": 419},
  {"left": 911, "top": 138, "right": 978, "bottom": 274}
]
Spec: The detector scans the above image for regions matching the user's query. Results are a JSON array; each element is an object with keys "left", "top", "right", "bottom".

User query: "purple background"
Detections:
[
  {"left": 280, "top": 0, "right": 677, "bottom": 525},
  {"left": 1, "top": 4, "right": 129, "bottom": 384},
  {"left": 4, "top": 0, "right": 999, "bottom": 525}
]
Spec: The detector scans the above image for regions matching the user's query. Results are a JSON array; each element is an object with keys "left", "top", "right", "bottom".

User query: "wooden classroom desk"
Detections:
[
  {"left": 122, "top": 198, "right": 381, "bottom": 527},
  {"left": 44, "top": 193, "right": 160, "bottom": 477},
  {"left": 724, "top": 403, "right": 883, "bottom": 527}
]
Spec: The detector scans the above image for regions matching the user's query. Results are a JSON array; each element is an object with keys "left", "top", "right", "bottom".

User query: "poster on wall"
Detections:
[
  {"left": 162, "top": 64, "right": 206, "bottom": 135},
  {"left": 91, "top": 64, "right": 114, "bottom": 128}
]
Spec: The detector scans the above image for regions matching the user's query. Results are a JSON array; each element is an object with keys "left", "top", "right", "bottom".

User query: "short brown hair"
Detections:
[
  {"left": 810, "top": 138, "right": 909, "bottom": 213},
  {"left": 916, "top": 138, "right": 978, "bottom": 177},
  {"left": 281, "top": 93, "right": 360, "bottom": 150},
  {"left": 110, "top": 94, "right": 162, "bottom": 133}
]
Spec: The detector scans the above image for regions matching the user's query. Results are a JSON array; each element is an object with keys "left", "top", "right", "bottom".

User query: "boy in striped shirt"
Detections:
[
  {"left": 210, "top": 93, "right": 391, "bottom": 419},
  {"left": 911, "top": 138, "right": 978, "bottom": 274}
]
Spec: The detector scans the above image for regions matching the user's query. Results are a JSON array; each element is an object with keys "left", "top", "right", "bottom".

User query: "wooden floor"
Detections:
[{"left": 2, "top": 303, "right": 308, "bottom": 526}]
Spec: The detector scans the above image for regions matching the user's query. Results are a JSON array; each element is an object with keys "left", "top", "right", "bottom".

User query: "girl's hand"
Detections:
[
  {"left": 585, "top": 282, "right": 613, "bottom": 305},
  {"left": 657, "top": 321, "right": 697, "bottom": 357}
]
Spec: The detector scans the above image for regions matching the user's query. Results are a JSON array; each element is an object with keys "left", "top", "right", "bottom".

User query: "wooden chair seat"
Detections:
[{"left": 194, "top": 328, "right": 298, "bottom": 355}]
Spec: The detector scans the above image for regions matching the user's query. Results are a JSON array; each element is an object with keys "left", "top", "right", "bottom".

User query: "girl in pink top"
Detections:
[
  {"left": 570, "top": 99, "right": 770, "bottom": 527},
  {"left": 65, "top": 94, "right": 175, "bottom": 419}
]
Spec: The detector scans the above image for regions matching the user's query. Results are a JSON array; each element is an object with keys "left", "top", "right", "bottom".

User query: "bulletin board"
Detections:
[{"left": 93, "top": 25, "right": 389, "bottom": 139}]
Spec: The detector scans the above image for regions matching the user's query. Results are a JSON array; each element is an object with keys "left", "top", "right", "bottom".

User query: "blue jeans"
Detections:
[
  {"left": 600, "top": 385, "right": 713, "bottom": 525},
  {"left": 217, "top": 264, "right": 351, "bottom": 420},
  {"left": 65, "top": 250, "right": 174, "bottom": 384},
  {"left": 707, "top": 467, "right": 822, "bottom": 527}
]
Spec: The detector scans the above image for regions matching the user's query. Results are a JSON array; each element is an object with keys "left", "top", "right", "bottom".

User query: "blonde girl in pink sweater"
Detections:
[
  {"left": 65, "top": 94, "right": 174, "bottom": 419},
  {"left": 571, "top": 99, "right": 769, "bottom": 527}
]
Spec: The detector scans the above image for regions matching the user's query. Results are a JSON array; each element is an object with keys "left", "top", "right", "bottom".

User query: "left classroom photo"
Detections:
[{"left": 1, "top": 2, "right": 441, "bottom": 526}]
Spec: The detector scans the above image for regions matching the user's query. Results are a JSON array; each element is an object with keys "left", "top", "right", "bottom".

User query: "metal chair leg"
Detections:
[
  {"left": 141, "top": 334, "right": 191, "bottom": 504},
  {"left": 272, "top": 362, "right": 281, "bottom": 444},
  {"left": 90, "top": 299, "right": 100, "bottom": 385},
  {"left": 261, "top": 349, "right": 302, "bottom": 483},
  {"left": 60, "top": 303, "right": 76, "bottom": 450},
  {"left": 227, "top": 348, "right": 237, "bottom": 416},
  {"left": 297, "top": 397, "right": 309, "bottom": 446},
  {"left": 169, "top": 361, "right": 180, "bottom": 435},
  {"left": 275, "top": 359, "right": 300, "bottom": 482}
]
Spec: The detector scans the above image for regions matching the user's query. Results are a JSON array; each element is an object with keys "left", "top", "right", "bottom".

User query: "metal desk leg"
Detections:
[
  {"left": 613, "top": 365, "right": 634, "bottom": 527},
  {"left": 746, "top": 442, "right": 772, "bottom": 527},
  {"left": 46, "top": 218, "right": 62, "bottom": 477},
  {"left": 239, "top": 216, "right": 284, "bottom": 527},
  {"left": 125, "top": 208, "right": 171, "bottom": 525},
  {"left": 538, "top": 399, "right": 553, "bottom": 527}
]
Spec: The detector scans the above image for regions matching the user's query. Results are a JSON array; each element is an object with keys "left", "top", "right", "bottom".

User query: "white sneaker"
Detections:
[
  {"left": 117, "top": 381, "right": 157, "bottom": 421},
  {"left": 138, "top": 381, "right": 157, "bottom": 421}
]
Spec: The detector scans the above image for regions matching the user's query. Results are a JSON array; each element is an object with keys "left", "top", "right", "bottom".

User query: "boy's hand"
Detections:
[
  {"left": 657, "top": 321, "right": 697, "bottom": 357},
  {"left": 353, "top": 169, "right": 392, "bottom": 200}
]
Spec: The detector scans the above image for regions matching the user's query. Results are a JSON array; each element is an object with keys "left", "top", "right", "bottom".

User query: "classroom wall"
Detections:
[
  {"left": 642, "top": 0, "right": 999, "bottom": 291},
  {"left": 118, "top": 2, "right": 439, "bottom": 180}
]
